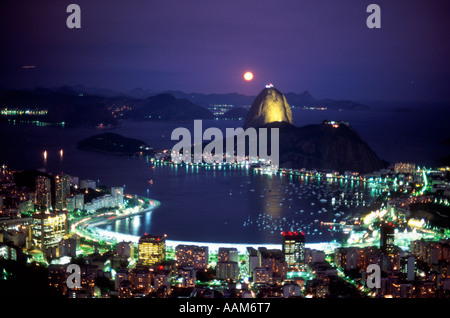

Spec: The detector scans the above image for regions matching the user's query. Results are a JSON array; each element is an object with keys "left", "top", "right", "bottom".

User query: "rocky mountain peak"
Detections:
[{"left": 243, "top": 86, "right": 293, "bottom": 129}]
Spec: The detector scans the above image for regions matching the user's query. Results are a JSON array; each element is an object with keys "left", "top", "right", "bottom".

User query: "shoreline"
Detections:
[{"left": 73, "top": 196, "right": 340, "bottom": 253}]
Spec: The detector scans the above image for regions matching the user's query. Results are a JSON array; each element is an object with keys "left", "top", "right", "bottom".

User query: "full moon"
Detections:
[{"left": 243, "top": 71, "right": 254, "bottom": 81}]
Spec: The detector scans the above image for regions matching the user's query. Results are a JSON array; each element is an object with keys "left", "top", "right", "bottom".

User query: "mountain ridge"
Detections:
[{"left": 0, "top": 85, "right": 370, "bottom": 127}]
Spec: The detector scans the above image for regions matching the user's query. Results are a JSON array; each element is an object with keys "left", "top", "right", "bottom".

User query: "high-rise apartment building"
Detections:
[
  {"left": 175, "top": 244, "right": 208, "bottom": 269},
  {"left": 138, "top": 234, "right": 166, "bottom": 266},
  {"left": 218, "top": 247, "right": 239, "bottom": 263},
  {"left": 35, "top": 175, "right": 51, "bottom": 208},
  {"left": 282, "top": 231, "right": 305, "bottom": 266},
  {"left": 380, "top": 223, "right": 395, "bottom": 255},
  {"left": 32, "top": 211, "right": 68, "bottom": 251},
  {"left": 111, "top": 187, "right": 124, "bottom": 208},
  {"left": 216, "top": 262, "right": 240, "bottom": 281},
  {"left": 55, "top": 174, "right": 70, "bottom": 210}
]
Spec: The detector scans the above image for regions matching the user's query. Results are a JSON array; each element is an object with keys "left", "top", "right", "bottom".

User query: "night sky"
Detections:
[{"left": 0, "top": 0, "right": 449, "bottom": 102}]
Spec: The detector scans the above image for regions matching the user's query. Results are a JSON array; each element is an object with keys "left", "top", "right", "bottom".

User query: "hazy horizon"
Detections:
[
  {"left": 3, "top": 83, "right": 450, "bottom": 105},
  {"left": 1, "top": 0, "right": 449, "bottom": 103}
]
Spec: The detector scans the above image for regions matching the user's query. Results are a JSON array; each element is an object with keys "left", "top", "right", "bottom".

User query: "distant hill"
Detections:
[
  {"left": 272, "top": 121, "right": 388, "bottom": 173},
  {"left": 165, "top": 91, "right": 256, "bottom": 108},
  {"left": 0, "top": 87, "right": 122, "bottom": 126},
  {"left": 0, "top": 86, "right": 369, "bottom": 127},
  {"left": 316, "top": 98, "right": 369, "bottom": 111},
  {"left": 164, "top": 89, "right": 370, "bottom": 111},
  {"left": 126, "top": 93, "right": 214, "bottom": 121},
  {"left": 284, "top": 91, "right": 316, "bottom": 107},
  {"left": 0, "top": 87, "right": 213, "bottom": 125},
  {"left": 195, "top": 120, "right": 387, "bottom": 174},
  {"left": 46, "top": 101, "right": 118, "bottom": 127},
  {"left": 78, "top": 132, "right": 153, "bottom": 156}
]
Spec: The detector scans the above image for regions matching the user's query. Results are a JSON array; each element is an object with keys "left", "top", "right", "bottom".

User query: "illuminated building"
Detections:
[
  {"left": 138, "top": 233, "right": 166, "bottom": 266},
  {"left": 48, "top": 264, "right": 69, "bottom": 295},
  {"left": 115, "top": 268, "right": 130, "bottom": 290},
  {"left": 176, "top": 267, "right": 197, "bottom": 287},
  {"left": 312, "top": 280, "right": 329, "bottom": 298},
  {"left": 410, "top": 239, "right": 450, "bottom": 265},
  {"left": 216, "top": 262, "right": 239, "bottom": 281},
  {"left": 365, "top": 249, "right": 385, "bottom": 270},
  {"left": 18, "top": 199, "right": 33, "bottom": 215},
  {"left": 65, "top": 196, "right": 75, "bottom": 212},
  {"left": 80, "top": 179, "right": 96, "bottom": 190},
  {"left": 394, "top": 162, "right": 416, "bottom": 174},
  {"left": 334, "top": 246, "right": 378, "bottom": 271},
  {"left": 246, "top": 247, "right": 259, "bottom": 278},
  {"left": 175, "top": 244, "right": 208, "bottom": 269},
  {"left": 111, "top": 187, "right": 124, "bottom": 208},
  {"left": 253, "top": 267, "right": 272, "bottom": 284},
  {"left": 258, "top": 247, "right": 287, "bottom": 281},
  {"left": 32, "top": 211, "right": 68, "bottom": 251},
  {"left": 65, "top": 194, "right": 84, "bottom": 212},
  {"left": 84, "top": 194, "right": 115, "bottom": 212},
  {"left": 218, "top": 247, "right": 238, "bottom": 263},
  {"left": 400, "top": 254, "right": 416, "bottom": 281},
  {"left": 119, "top": 280, "right": 132, "bottom": 298},
  {"left": 392, "top": 283, "right": 414, "bottom": 298},
  {"left": 112, "top": 241, "right": 134, "bottom": 269},
  {"left": 117, "top": 241, "right": 134, "bottom": 259},
  {"left": 379, "top": 276, "right": 398, "bottom": 297},
  {"left": 416, "top": 281, "right": 437, "bottom": 298},
  {"left": 1, "top": 207, "right": 19, "bottom": 218},
  {"left": 35, "top": 175, "right": 51, "bottom": 207},
  {"left": 74, "top": 194, "right": 84, "bottom": 211},
  {"left": 282, "top": 281, "right": 301, "bottom": 298},
  {"left": 131, "top": 267, "right": 152, "bottom": 294},
  {"left": 59, "top": 237, "right": 78, "bottom": 258},
  {"left": 79, "top": 265, "right": 97, "bottom": 296},
  {"left": 380, "top": 223, "right": 395, "bottom": 255},
  {"left": 55, "top": 174, "right": 70, "bottom": 210},
  {"left": 0, "top": 242, "right": 24, "bottom": 262},
  {"left": 304, "top": 248, "right": 325, "bottom": 265},
  {"left": 282, "top": 231, "right": 305, "bottom": 266},
  {"left": 347, "top": 248, "right": 363, "bottom": 271},
  {"left": 305, "top": 277, "right": 331, "bottom": 298},
  {"left": 154, "top": 273, "right": 170, "bottom": 291}
]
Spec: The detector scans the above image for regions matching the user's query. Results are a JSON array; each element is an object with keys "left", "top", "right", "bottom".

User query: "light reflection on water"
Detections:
[
  {"left": 101, "top": 161, "right": 377, "bottom": 244},
  {"left": 1, "top": 102, "right": 448, "bottom": 244}
]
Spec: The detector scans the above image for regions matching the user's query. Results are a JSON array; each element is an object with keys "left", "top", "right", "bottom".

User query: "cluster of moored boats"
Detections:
[{"left": 241, "top": 177, "right": 374, "bottom": 238}]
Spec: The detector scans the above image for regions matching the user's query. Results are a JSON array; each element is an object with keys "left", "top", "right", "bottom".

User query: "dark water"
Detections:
[{"left": 0, "top": 101, "right": 449, "bottom": 244}]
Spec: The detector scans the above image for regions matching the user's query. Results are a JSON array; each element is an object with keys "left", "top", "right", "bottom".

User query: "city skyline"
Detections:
[{"left": 0, "top": 0, "right": 449, "bottom": 102}]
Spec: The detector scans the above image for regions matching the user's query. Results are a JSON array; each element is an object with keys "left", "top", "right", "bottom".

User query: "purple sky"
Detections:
[{"left": 0, "top": 0, "right": 449, "bottom": 101}]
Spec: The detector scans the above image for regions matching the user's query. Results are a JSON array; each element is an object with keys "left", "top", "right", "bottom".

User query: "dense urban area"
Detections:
[{"left": 1, "top": 157, "right": 450, "bottom": 299}]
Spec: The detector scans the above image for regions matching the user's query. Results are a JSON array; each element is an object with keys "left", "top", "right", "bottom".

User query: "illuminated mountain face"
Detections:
[{"left": 243, "top": 87, "right": 293, "bottom": 129}]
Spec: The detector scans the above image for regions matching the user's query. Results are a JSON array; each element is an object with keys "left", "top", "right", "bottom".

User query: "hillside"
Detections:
[{"left": 78, "top": 133, "right": 153, "bottom": 156}]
